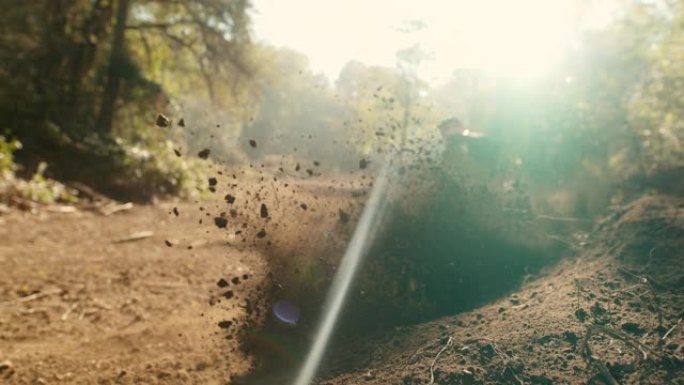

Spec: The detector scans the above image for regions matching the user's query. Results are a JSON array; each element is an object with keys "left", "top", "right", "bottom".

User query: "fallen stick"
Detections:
[
  {"left": 46, "top": 205, "right": 78, "bottom": 213},
  {"left": 459, "top": 337, "right": 524, "bottom": 384},
  {"left": 3, "top": 288, "right": 63, "bottom": 304},
  {"left": 662, "top": 318, "right": 682, "bottom": 341},
  {"left": 428, "top": 337, "right": 452, "bottom": 385},
  {"left": 579, "top": 327, "right": 621, "bottom": 385},
  {"left": 588, "top": 325, "right": 654, "bottom": 360},
  {"left": 579, "top": 324, "right": 661, "bottom": 385},
  {"left": 100, "top": 202, "right": 134, "bottom": 216},
  {"left": 271, "top": 183, "right": 280, "bottom": 208},
  {"left": 594, "top": 359, "right": 620, "bottom": 385},
  {"left": 112, "top": 230, "right": 154, "bottom": 244},
  {"left": 535, "top": 214, "right": 593, "bottom": 223},
  {"left": 61, "top": 303, "right": 78, "bottom": 321}
]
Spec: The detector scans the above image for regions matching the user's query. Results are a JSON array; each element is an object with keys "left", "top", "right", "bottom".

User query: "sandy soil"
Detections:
[
  {"left": 0, "top": 165, "right": 369, "bottom": 385},
  {"left": 0, "top": 202, "right": 266, "bottom": 385}
]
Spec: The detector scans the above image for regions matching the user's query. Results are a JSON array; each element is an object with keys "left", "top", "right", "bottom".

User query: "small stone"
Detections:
[
  {"left": 0, "top": 360, "right": 14, "bottom": 378},
  {"left": 156, "top": 114, "right": 170, "bottom": 127},
  {"left": 198, "top": 148, "right": 211, "bottom": 159},
  {"left": 214, "top": 217, "right": 228, "bottom": 229}
]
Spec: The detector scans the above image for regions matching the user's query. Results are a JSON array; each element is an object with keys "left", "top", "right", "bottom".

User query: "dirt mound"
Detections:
[{"left": 319, "top": 194, "right": 684, "bottom": 385}]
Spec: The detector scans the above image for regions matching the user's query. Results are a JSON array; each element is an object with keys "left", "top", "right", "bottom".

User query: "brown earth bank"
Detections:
[{"left": 312, "top": 194, "right": 684, "bottom": 385}]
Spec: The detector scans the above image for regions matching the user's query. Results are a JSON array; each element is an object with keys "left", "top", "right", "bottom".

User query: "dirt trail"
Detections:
[
  {"left": 0, "top": 202, "right": 266, "bottom": 385},
  {"left": 3, "top": 174, "right": 683, "bottom": 385}
]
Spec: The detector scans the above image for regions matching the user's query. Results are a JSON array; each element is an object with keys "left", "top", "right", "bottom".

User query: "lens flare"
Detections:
[
  {"left": 292, "top": 162, "right": 390, "bottom": 385},
  {"left": 273, "top": 300, "right": 301, "bottom": 326}
]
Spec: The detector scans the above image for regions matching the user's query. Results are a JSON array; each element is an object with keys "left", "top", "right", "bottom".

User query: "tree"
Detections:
[
  {"left": 240, "top": 47, "right": 350, "bottom": 163},
  {"left": 97, "top": 0, "right": 131, "bottom": 135},
  {"left": 0, "top": 0, "right": 257, "bottom": 144}
]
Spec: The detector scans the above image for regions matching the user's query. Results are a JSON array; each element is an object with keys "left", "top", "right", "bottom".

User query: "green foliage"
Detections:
[
  {"left": 0, "top": 137, "right": 78, "bottom": 206},
  {"left": 0, "top": 0, "right": 257, "bottom": 199},
  {"left": 114, "top": 139, "right": 209, "bottom": 199},
  {"left": 426, "top": 0, "right": 684, "bottom": 220},
  {"left": 21, "top": 162, "right": 79, "bottom": 204},
  {"left": 621, "top": 1, "right": 684, "bottom": 176},
  {"left": 0, "top": 135, "right": 21, "bottom": 175}
]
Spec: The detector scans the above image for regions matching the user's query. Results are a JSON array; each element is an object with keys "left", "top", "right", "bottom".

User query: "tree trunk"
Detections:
[
  {"left": 96, "top": 0, "right": 130, "bottom": 136},
  {"left": 65, "top": 0, "right": 111, "bottom": 135}
]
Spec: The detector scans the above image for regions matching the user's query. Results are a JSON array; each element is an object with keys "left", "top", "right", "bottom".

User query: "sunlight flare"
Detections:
[{"left": 293, "top": 163, "right": 390, "bottom": 385}]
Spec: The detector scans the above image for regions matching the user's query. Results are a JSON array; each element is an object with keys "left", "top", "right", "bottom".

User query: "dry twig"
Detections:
[
  {"left": 112, "top": 230, "right": 154, "bottom": 243},
  {"left": 428, "top": 337, "right": 452, "bottom": 385},
  {"left": 0, "top": 288, "right": 63, "bottom": 305},
  {"left": 579, "top": 324, "right": 659, "bottom": 385},
  {"left": 662, "top": 318, "right": 682, "bottom": 341},
  {"left": 461, "top": 337, "right": 523, "bottom": 384}
]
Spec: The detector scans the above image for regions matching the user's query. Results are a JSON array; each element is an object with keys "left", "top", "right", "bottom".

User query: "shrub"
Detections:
[
  {"left": 0, "top": 136, "right": 78, "bottom": 206},
  {"left": 114, "top": 138, "right": 209, "bottom": 200}
]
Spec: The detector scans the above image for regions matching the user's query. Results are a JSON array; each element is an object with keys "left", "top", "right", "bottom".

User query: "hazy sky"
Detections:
[{"left": 251, "top": 0, "right": 617, "bottom": 84}]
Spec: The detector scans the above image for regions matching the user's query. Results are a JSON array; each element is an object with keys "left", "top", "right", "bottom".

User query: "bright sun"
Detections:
[{"left": 252, "top": 0, "right": 615, "bottom": 83}]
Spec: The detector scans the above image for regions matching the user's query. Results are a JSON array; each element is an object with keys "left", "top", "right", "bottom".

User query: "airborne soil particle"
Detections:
[
  {"left": 155, "top": 113, "right": 170, "bottom": 127},
  {"left": 214, "top": 216, "right": 228, "bottom": 229},
  {"left": 198, "top": 148, "right": 211, "bottom": 159}
]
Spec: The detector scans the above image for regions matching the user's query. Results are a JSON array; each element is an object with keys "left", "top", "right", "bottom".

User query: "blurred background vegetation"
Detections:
[{"left": 0, "top": 0, "right": 682, "bottom": 209}]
